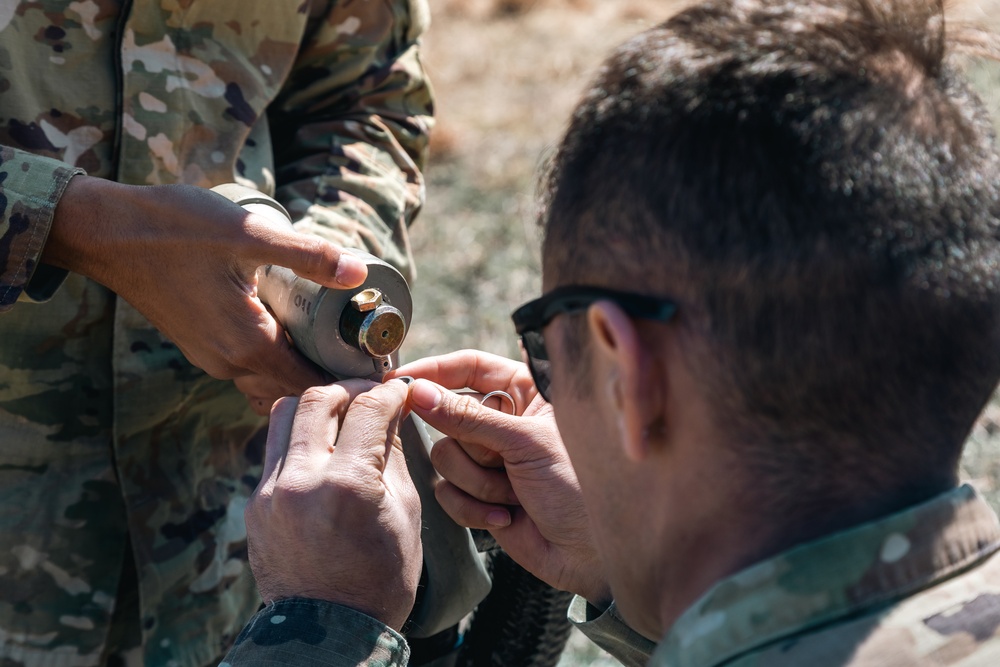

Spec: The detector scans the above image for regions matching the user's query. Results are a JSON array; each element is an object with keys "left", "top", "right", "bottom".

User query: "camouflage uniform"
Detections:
[
  {"left": 213, "top": 485, "right": 1000, "bottom": 666},
  {"left": 0, "top": 1, "right": 432, "bottom": 666},
  {"left": 220, "top": 601, "right": 410, "bottom": 667},
  {"left": 571, "top": 484, "right": 1000, "bottom": 666}
]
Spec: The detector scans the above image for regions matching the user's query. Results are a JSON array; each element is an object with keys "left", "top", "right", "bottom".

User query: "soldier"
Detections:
[
  {"left": 227, "top": 0, "right": 1000, "bottom": 664},
  {"left": 0, "top": 1, "right": 432, "bottom": 665}
]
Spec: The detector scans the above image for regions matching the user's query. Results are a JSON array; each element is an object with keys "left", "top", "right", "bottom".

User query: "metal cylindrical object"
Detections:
[
  {"left": 211, "top": 183, "right": 413, "bottom": 380},
  {"left": 340, "top": 295, "right": 407, "bottom": 359}
]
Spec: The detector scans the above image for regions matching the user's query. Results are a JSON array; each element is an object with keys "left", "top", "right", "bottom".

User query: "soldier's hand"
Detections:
[
  {"left": 245, "top": 378, "right": 421, "bottom": 631},
  {"left": 234, "top": 374, "right": 290, "bottom": 416},
  {"left": 390, "top": 351, "right": 611, "bottom": 607},
  {"left": 44, "top": 176, "right": 368, "bottom": 395},
  {"left": 235, "top": 369, "right": 334, "bottom": 416}
]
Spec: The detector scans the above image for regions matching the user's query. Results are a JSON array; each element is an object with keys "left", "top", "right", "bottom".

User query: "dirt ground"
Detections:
[{"left": 403, "top": 2, "right": 1000, "bottom": 664}]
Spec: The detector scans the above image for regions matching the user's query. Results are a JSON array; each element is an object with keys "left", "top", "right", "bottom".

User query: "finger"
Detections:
[
  {"left": 442, "top": 392, "right": 507, "bottom": 467},
  {"left": 234, "top": 372, "right": 289, "bottom": 398},
  {"left": 334, "top": 379, "right": 411, "bottom": 476},
  {"left": 408, "top": 379, "right": 527, "bottom": 460},
  {"left": 391, "top": 350, "right": 527, "bottom": 395},
  {"left": 235, "top": 374, "right": 290, "bottom": 416},
  {"left": 282, "top": 380, "right": 376, "bottom": 473},
  {"left": 453, "top": 436, "right": 505, "bottom": 469},
  {"left": 435, "top": 479, "right": 512, "bottom": 529},
  {"left": 430, "top": 438, "right": 517, "bottom": 505},
  {"left": 249, "top": 223, "right": 368, "bottom": 289},
  {"left": 238, "top": 308, "right": 330, "bottom": 394},
  {"left": 257, "top": 396, "right": 299, "bottom": 498}
]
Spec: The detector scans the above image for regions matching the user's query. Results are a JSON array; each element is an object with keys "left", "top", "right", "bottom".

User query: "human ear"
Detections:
[{"left": 587, "top": 302, "right": 664, "bottom": 462}]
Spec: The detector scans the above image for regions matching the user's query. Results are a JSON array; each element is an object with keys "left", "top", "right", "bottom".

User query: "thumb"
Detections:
[
  {"left": 253, "top": 226, "right": 369, "bottom": 289},
  {"left": 408, "top": 379, "right": 519, "bottom": 464}
]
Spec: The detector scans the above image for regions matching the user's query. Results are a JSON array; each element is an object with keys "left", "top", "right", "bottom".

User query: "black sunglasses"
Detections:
[{"left": 511, "top": 285, "right": 678, "bottom": 402}]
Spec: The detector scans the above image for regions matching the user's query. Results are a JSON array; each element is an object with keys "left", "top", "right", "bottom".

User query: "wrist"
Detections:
[
  {"left": 258, "top": 584, "right": 416, "bottom": 633},
  {"left": 44, "top": 175, "right": 129, "bottom": 283},
  {"left": 236, "top": 599, "right": 410, "bottom": 665}
]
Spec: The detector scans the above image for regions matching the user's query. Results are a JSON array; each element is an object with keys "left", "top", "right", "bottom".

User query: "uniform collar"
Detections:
[{"left": 655, "top": 485, "right": 1000, "bottom": 667}]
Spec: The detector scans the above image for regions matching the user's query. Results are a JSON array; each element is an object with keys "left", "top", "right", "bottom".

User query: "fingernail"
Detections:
[
  {"left": 487, "top": 510, "right": 511, "bottom": 528},
  {"left": 410, "top": 379, "right": 442, "bottom": 410},
  {"left": 335, "top": 254, "right": 368, "bottom": 287}
]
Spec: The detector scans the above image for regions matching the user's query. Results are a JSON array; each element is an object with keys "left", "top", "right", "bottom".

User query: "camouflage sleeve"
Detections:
[
  {"left": 268, "top": 0, "right": 434, "bottom": 284},
  {"left": 568, "top": 596, "right": 658, "bottom": 667},
  {"left": 0, "top": 145, "right": 83, "bottom": 313},
  {"left": 219, "top": 598, "right": 410, "bottom": 667}
]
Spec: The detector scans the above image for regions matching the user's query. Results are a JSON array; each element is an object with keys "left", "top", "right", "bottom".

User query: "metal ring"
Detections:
[{"left": 481, "top": 390, "right": 516, "bottom": 415}]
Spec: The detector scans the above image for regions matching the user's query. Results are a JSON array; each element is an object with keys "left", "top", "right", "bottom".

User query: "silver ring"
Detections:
[{"left": 481, "top": 390, "right": 516, "bottom": 415}]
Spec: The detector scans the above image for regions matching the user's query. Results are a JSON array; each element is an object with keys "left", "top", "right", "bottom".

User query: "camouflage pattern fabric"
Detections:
[
  {"left": 575, "top": 485, "right": 1000, "bottom": 666},
  {"left": 0, "top": 1, "right": 432, "bottom": 665},
  {"left": 219, "top": 600, "right": 409, "bottom": 667},
  {"left": 958, "top": 57, "right": 1000, "bottom": 523}
]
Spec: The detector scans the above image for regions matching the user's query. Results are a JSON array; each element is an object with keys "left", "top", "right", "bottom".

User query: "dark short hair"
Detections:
[{"left": 541, "top": 0, "right": 1000, "bottom": 510}]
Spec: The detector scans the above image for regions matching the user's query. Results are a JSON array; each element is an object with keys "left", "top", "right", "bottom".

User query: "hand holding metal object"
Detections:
[
  {"left": 209, "top": 184, "right": 491, "bottom": 645},
  {"left": 211, "top": 183, "right": 412, "bottom": 380}
]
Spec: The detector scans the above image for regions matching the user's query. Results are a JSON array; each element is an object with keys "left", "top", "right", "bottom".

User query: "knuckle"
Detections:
[
  {"left": 349, "top": 389, "right": 395, "bottom": 417},
  {"left": 435, "top": 481, "right": 484, "bottom": 529},
  {"left": 298, "top": 384, "right": 340, "bottom": 409},
  {"left": 448, "top": 395, "right": 485, "bottom": 435},
  {"left": 477, "top": 477, "right": 501, "bottom": 503},
  {"left": 475, "top": 447, "right": 505, "bottom": 469},
  {"left": 430, "top": 439, "right": 464, "bottom": 480},
  {"left": 457, "top": 494, "right": 485, "bottom": 528},
  {"left": 429, "top": 439, "right": 449, "bottom": 470},
  {"left": 299, "top": 384, "right": 331, "bottom": 402},
  {"left": 350, "top": 391, "right": 385, "bottom": 411},
  {"left": 300, "top": 237, "right": 339, "bottom": 279},
  {"left": 270, "top": 477, "right": 319, "bottom": 516}
]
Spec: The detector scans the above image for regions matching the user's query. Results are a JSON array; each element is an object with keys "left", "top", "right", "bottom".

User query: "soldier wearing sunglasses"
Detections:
[{"left": 225, "top": 0, "right": 1000, "bottom": 665}]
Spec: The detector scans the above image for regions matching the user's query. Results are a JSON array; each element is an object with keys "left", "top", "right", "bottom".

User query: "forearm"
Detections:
[
  {"left": 221, "top": 598, "right": 410, "bottom": 667},
  {"left": 0, "top": 145, "right": 84, "bottom": 311}
]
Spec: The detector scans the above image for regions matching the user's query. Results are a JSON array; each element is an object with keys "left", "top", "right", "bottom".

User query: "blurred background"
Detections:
[
  {"left": 404, "top": 0, "right": 1000, "bottom": 364},
  {"left": 400, "top": 1, "right": 1000, "bottom": 664},
  {"left": 403, "top": 0, "right": 681, "bottom": 365}
]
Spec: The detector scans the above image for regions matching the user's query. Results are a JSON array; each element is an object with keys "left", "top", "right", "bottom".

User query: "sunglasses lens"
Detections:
[{"left": 520, "top": 330, "right": 552, "bottom": 402}]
